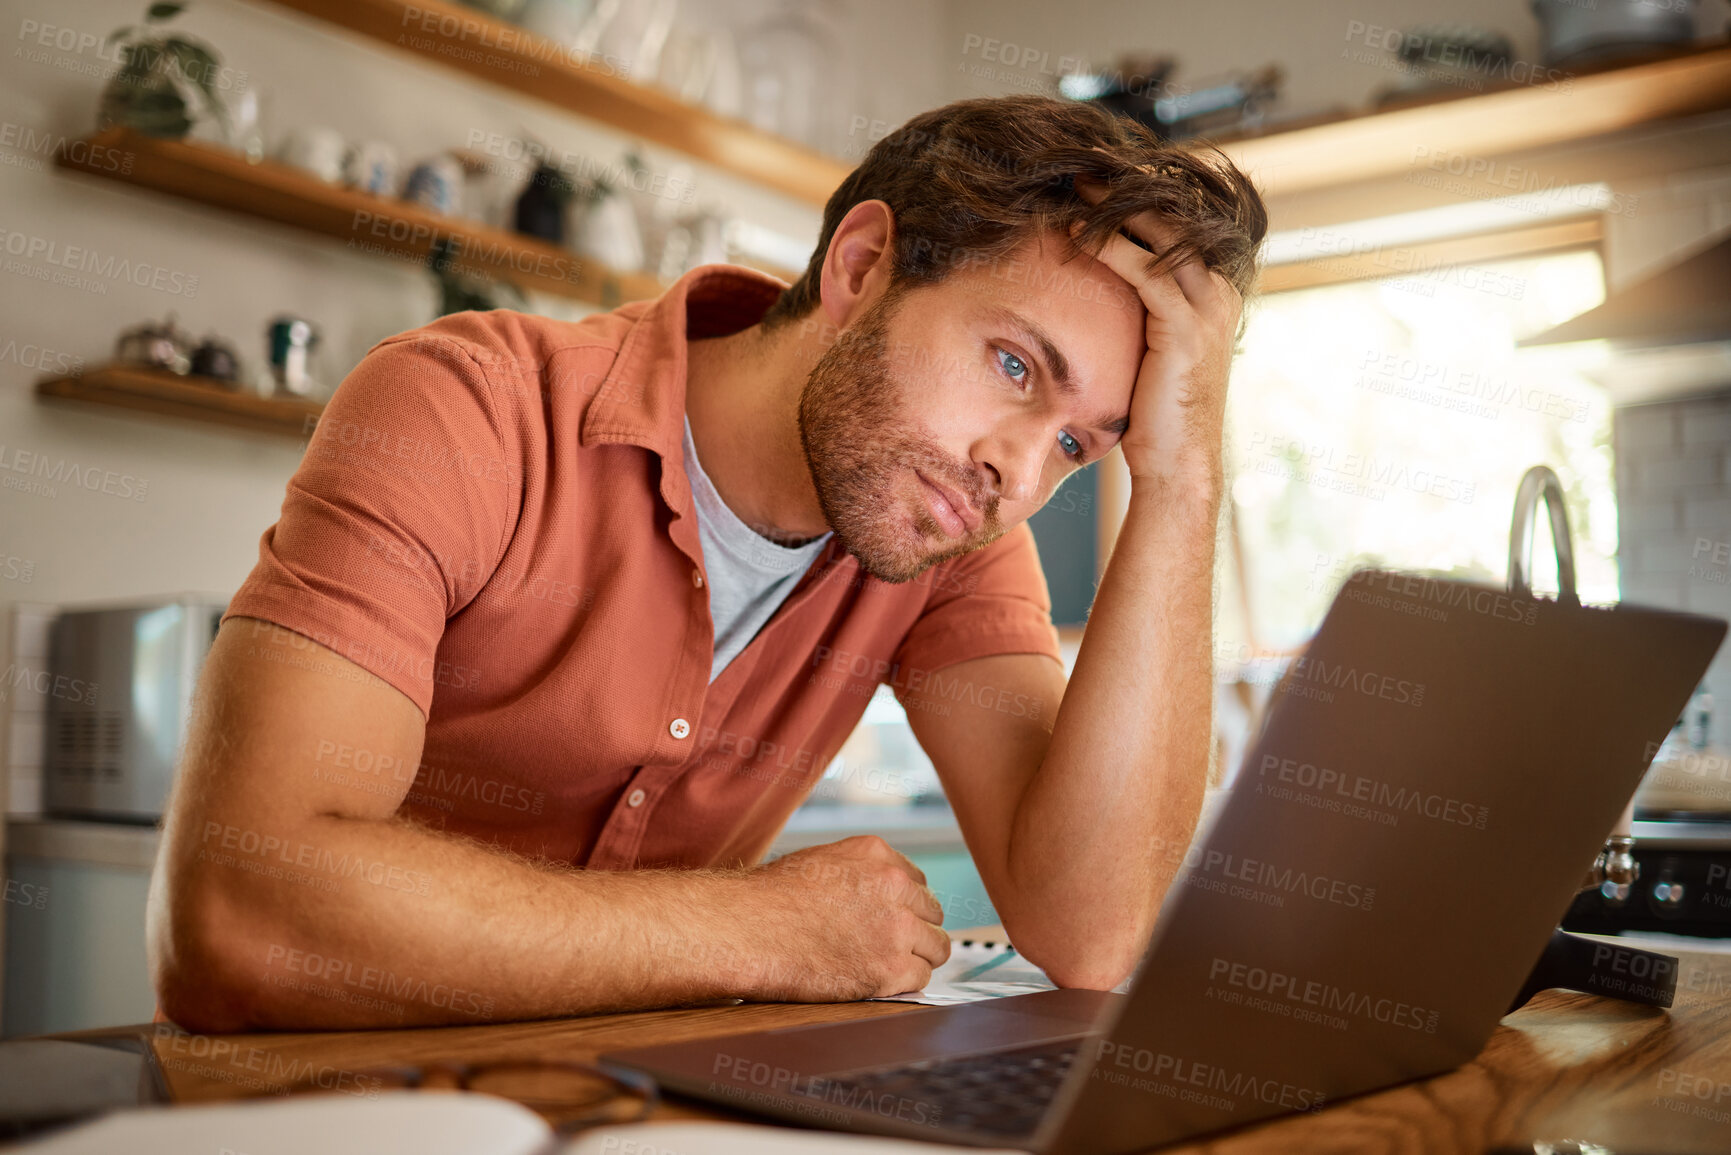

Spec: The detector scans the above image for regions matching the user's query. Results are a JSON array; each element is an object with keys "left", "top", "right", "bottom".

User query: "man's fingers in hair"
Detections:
[
  {"left": 1073, "top": 174, "right": 1109, "bottom": 205},
  {"left": 1092, "top": 230, "right": 1191, "bottom": 320},
  {"left": 1114, "top": 212, "right": 1221, "bottom": 311},
  {"left": 1165, "top": 251, "right": 1220, "bottom": 312},
  {"left": 1071, "top": 194, "right": 1216, "bottom": 312}
]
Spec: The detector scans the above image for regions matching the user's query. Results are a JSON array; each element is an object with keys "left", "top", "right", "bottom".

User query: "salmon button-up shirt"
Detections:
[{"left": 223, "top": 264, "right": 1063, "bottom": 870}]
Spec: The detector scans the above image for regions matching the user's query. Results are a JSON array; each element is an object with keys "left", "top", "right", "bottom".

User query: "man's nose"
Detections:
[{"left": 984, "top": 425, "right": 1050, "bottom": 507}]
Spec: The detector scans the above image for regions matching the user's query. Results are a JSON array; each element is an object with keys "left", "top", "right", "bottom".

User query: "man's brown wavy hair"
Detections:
[{"left": 761, "top": 94, "right": 1269, "bottom": 328}]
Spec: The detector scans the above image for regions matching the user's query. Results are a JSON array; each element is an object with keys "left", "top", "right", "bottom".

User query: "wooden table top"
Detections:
[{"left": 68, "top": 939, "right": 1731, "bottom": 1154}]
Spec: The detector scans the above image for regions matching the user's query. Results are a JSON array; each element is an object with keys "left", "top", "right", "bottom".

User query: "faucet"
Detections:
[
  {"left": 1503, "top": 467, "right": 1678, "bottom": 1010},
  {"left": 1507, "top": 465, "right": 1579, "bottom": 608},
  {"left": 1506, "top": 465, "right": 1636, "bottom": 893}
]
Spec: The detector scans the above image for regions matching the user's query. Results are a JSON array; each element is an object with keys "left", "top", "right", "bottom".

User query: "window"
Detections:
[{"left": 1213, "top": 243, "right": 1615, "bottom": 782}]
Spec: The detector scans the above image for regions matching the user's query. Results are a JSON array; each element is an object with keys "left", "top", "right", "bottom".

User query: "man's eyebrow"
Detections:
[
  {"left": 986, "top": 306, "right": 1130, "bottom": 441},
  {"left": 992, "top": 306, "right": 1074, "bottom": 393}
]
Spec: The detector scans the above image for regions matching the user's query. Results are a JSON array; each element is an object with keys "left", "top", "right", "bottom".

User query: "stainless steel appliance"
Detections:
[
  {"left": 1564, "top": 818, "right": 1731, "bottom": 937},
  {"left": 43, "top": 595, "right": 227, "bottom": 824}
]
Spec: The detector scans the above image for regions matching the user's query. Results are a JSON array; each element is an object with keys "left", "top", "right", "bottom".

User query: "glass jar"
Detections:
[{"left": 736, "top": 0, "right": 852, "bottom": 155}]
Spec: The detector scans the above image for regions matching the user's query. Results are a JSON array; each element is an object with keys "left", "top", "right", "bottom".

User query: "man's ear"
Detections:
[{"left": 818, "top": 200, "right": 896, "bottom": 331}]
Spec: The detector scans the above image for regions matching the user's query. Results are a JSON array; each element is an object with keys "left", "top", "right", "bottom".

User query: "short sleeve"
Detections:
[
  {"left": 888, "top": 521, "right": 1064, "bottom": 680},
  {"left": 221, "top": 333, "right": 517, "bottom": 717}
]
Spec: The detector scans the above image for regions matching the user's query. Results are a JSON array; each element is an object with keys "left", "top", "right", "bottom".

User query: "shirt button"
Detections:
[
  {"left": 626, "top": 788, "right": 647, "bottom": 808},
  {"left": 692, "top": 569, "right": 704, "bottom": 588},
  {"left": 669, "top": 717, "right": 691, "bottom": 739}
]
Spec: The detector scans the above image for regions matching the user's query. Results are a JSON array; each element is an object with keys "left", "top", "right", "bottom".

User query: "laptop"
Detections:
[{"left": 600, "top": 569, "right": 1725, "bottom": 1153}]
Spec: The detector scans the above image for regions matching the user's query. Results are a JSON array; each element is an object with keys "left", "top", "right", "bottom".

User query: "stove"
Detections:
[{"left": 1563, "top": 746, "right": 1731, "bottom": 938}]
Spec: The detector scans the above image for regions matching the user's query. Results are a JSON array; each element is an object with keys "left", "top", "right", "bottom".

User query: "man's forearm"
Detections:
[
  {"left": 999, "top": 475, "right": 1219, "bottom": 987},
  {"left": 152, "top": 810, "right": 781, "bottom": 1031},
  {"left": 153, "top": 618, "right": 952, "bottom": 1032}
]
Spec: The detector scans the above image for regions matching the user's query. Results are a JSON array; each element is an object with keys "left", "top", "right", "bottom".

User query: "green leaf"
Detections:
[{"left": 146, "top": 3, "right": 186, "bottom": 22}]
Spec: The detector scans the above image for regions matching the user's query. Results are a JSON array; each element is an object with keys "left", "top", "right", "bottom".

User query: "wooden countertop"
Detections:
[{"left": 57, "top": 938, "right": 1731, "bottom": 1154}]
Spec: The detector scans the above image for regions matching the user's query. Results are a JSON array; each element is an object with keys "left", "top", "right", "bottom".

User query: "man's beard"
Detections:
[{"left": 797, "top": 288, "right": 1002, "bottom": 584}]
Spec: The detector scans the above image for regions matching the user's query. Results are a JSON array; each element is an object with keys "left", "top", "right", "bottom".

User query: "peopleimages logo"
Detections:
[
  {"left": 1256, "top": 754, "right": 1491, "bottom": 831},
  {"left": 199, "top": 821, "right": 434, "bottom": 896},
  {"left": 0, "top": 443, "right": 148, "bottom": 501},
  {"left": 1280, "top": 655, "right": 1424, "bottom": 707},
  {"left": 1246, "top": 431, "right": 1477, "bottom": 504},
  {"left": 1179, "top": 849, "right": 1376, "bottom": 912},
  {"left": 710, "top": 1054, "right": 942, "bottom": 1128},
  {"left": 0, "top": 227, "right": 198, "bottom": 297},
  {"left": 1207, "top": 957, "right": 1441, "bottom": 1034},
  {"left": 1088, "top": 1039, "right": 1327, "bottom": 1113},
  {"left": 262, "top": 946, "right": 494, "bottom": 1018},
  {"left": 1344, "top": 569, "right": 1539, "bottom": 626},
  {"left": 1, "top": 662, "right": 97, "bottom": 706}
]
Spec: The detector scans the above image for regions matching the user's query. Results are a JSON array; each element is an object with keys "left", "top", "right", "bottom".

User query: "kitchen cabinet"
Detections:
[{"left": 2, "top": 820, "right": 157, "bottom": 1038}]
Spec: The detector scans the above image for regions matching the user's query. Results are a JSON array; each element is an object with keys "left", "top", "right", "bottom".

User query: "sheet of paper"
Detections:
[
  {"left": 871, "top": 935, "right": 1136, "bottom": 1006},
  {"left": 869, "top": 940, "right": 1057, "bottom": 1006}
]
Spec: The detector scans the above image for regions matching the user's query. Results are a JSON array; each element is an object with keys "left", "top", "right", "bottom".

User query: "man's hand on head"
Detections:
[{"left": 1073, "top": 181, "right": 1244, "bottom": 496}]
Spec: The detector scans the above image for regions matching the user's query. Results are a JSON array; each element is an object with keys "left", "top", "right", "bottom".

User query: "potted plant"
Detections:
[{"left": 98, "top": 2, "right": 229, "bottom": 139}]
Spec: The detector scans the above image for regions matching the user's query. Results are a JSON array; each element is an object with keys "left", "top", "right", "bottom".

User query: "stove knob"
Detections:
[{"left": 1603, "top": 837, "right": 1639, "bottom": 887}]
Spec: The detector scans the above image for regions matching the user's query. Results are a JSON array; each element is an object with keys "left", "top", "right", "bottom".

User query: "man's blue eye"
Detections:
[{"left": 994, "top": 346, "right": 1081, "bottom": 461}]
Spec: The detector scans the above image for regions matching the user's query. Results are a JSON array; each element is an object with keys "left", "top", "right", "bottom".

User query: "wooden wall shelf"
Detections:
[
  {"left": 255, "top": 0, "right": 853, "bottom": 206},
  {"left": 55, "top": 129, "right": 667, "bottom": 308},
  {"left": 1258, "top": 215, "right": 1606, "bottom": 293},
  {"left": 1220, "top": 44, "right": 1731, "bottom": 200},
  {"left": 36, "top": 365, "right": 324, "bottom": 439},
  {"left": 246, "top": 0, "right": 1731, "bottom": 217}
]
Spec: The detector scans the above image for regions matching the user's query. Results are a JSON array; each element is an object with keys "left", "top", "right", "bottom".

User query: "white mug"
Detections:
[{"left": 278, "top": 125, "right": 345, "bottom": 183}]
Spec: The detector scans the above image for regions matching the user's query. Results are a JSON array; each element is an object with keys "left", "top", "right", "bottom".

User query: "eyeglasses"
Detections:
[{"left": 281, "top": 1058, "right": 659, "bottom": 1136}]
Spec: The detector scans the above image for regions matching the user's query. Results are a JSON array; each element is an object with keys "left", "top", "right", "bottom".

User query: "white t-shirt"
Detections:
[{"left": 682, "top": 414, "right": 834, "bottom": 683}]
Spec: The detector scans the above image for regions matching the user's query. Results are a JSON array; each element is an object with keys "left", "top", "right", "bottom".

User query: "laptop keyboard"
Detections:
[{"left": 825, "top": 1037, "right": 1082, "bottom": 1138}]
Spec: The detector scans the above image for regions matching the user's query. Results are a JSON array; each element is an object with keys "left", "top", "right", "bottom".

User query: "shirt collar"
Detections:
[
  {"left": 577, "top": 263, "right": 788, "bottom": 504},
  {"left": 577, "top": 263, "right": 856, "bottom": 578}
]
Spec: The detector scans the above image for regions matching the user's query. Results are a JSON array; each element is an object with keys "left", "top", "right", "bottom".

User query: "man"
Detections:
[{"left": 148, "top": 94, "right": 1266, "bottom": 1031}]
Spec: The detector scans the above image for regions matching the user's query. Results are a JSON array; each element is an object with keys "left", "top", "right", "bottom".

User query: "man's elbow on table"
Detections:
[
  {"left": 1035, "top": 951, "right": 1139, "bottom": 993},
  {"left": 147, "top": 863, "right": 283, "bottom": 1034},
  {"left": 1013, "top": 923, "right": 1144, "bottom": 992}
]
